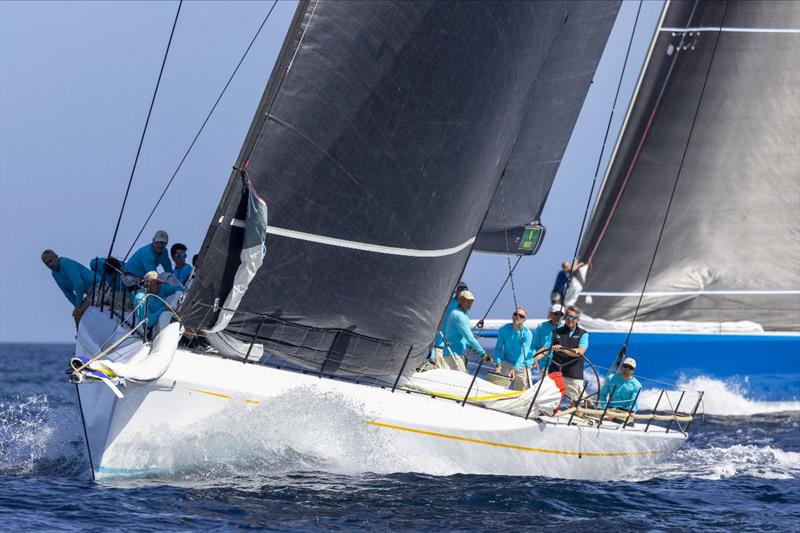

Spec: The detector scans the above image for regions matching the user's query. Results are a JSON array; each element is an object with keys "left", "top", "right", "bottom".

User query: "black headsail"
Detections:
[
  {"left": 183, "top": 0, "right": 622, "bottom": 379},
  {"left": 474, "top": 1, "right": 621, "bottom": 255},
  {"left": 576, "top": 0, "right": 800, "bottom": 332}
]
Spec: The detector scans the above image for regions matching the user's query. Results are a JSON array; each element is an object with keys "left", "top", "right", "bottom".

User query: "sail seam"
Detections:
[
  {"left": 584, "top": 290, "right": 800, "bottom": 297},
  {"left": 661, "top": 26, "right": 800, "bottom": 33},
  {"left": 228, "top": 218, "right": 474, "bottom": 257}
]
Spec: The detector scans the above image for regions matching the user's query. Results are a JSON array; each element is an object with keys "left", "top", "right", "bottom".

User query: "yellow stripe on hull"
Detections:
[{"left": 365, "top": 421, "right": 662, "bottom": 458}]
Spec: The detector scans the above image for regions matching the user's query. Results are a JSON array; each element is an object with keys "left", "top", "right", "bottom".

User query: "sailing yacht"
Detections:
[{"left": 69, "top": 0, "right": 699, "bottom": 480}]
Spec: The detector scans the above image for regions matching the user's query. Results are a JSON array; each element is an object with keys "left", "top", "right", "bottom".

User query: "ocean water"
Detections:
[{"left": 1, "top": 343, "right": 798, "bottom": 531}]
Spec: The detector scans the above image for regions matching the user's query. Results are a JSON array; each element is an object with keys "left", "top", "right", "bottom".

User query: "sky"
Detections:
[{"left": 0, "top": 0, "right": 664, "bottom": 343}]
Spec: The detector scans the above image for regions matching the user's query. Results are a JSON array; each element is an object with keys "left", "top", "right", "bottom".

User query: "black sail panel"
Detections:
[
  {"left": 475, "top": 1, "right": 621, "bottom": 253},
  {"left": 184, "top": 1, "right": 622, "bottom": 379},
  {"left": 577, "top": 0, "right": 800, "bottom": 332}
]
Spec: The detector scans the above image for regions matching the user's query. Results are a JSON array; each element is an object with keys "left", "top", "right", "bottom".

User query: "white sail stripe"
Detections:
[
  {"left": 229, "top": 218, "right": 474, "bottom": 257},
  {"left": 661, "top": 26, "right": 800, "bottom": 33},
  {"left": 584, "top": 290, "right": 800, "bottom": 297}
]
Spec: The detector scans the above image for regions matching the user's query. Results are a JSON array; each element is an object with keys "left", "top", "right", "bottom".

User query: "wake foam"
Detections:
[
  {"left": 676, "top": 376, "right": 800, "bottom": 416},
  {"left": 638, "top": 443, "right": 800, "bottom": 481}
]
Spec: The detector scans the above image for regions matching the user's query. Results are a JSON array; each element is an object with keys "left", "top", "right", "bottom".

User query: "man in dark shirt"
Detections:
[
  {"left": 550, "top": 261, "right": 585, "bottom": 303},
  {"left": 550, "top": 305, "right": 589, "bottom": 406}
]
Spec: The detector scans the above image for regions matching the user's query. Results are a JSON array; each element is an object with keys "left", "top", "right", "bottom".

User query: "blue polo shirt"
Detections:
[
  {"left": 530, "top": 320, "right": 562, "bottom": 369},
  {"left": 598, "top": 373, "right": 642, "bottom": 412},
  {"left": 494, "top": 323, "right": 534, "bottom": 370},
  {"left": 125, "top": 243, "right": 173, "bottom": 278},
  {"left": 51, "top": 257, "right": 94, "bottom": 307},
  {"left": 133, "top": 284, "right": 182, "bottom": 327},
  {"left": 434, "top": 297, "right": 459, "bottom": 349},
  {"left": 173, "top": 263, "right": 193, "bottom": 285},
  {"left": 443, "top": 306, "right": 485, "bottom": 357}
]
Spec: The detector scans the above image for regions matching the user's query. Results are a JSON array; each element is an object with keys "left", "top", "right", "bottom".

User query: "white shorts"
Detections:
[{"left": 563, "top": 377, "right": 585, "bottom": 401}]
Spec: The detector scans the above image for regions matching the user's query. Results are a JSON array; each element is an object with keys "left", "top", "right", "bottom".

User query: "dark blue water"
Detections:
[{"left": 2, "top": 343, "right": 799, "bottom": 531}]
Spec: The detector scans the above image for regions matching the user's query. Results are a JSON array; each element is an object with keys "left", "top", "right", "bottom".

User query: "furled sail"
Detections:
[
  {"left": 183, "top": 0, "right": 622, "bottom": 380},
  {"left": 474, "top": 1, "right": 621, "bottom": 255},
  {"left": 576, "top": 0, "right": 800, "bottom": 332}
]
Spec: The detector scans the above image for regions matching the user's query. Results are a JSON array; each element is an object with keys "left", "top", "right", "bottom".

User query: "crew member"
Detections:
[
  {"left": 598, "top": 357, "right": 642, "bottom": 412},
  {"left": 529, "top": 304, "right": 564, "bottom": 375},
  {"left": 551, "top": 261, "right": 585, "bottom": 304},
  {"left": 432, "top": 280, "right": 469, "bottom": 368},
  {"left": 42, "top": 250, "right": 94, "bottom": 328},
  {"left": 125, "top": 230, "right": 173, "bottom": 279},
  {"left": 133, "top": 271, "right": 182, "bottom": 335},
  {"left": 550, "top": 305, "right": 589, "bottom": 405},
  {"left": 493, "top": 307, "right": 534, "bottom": 390},
  {"left": 442, "top": 290, "right": 486, "bottom": 372},
  {"left": 171, "top": 243, "right": 193, "bottom": 285}
]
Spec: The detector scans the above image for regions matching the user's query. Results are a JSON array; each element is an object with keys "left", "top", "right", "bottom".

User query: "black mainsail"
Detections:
[
  {"left": 183, "top": 0, "right": 621, "bottom": 379},
  {"left": 576, "top": 0, "right": 800, "bottom": 332}
]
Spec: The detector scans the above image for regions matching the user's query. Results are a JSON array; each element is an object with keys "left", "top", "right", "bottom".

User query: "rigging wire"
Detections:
[
  {"left": 123, "top": 0, "right": 280, "bottom": 262},
  {"left": 106, "top": 0, "right": 183, "bottom": 261},
  {"left": 622, "top": 2, "right": 731, "bottom": 353},
  {"left": 559, "top": 0, "right": 644, "bottom": 309}
]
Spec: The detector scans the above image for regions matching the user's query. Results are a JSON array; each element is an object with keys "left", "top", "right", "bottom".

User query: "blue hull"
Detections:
[{"left": 477, "top": 330, "right": 800, "bottom": 401}]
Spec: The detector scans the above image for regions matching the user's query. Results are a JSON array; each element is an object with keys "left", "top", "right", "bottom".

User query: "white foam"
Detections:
[
  {"left": 97, "top": 386, "right": 456, "bottom": 481},
  {"left": 676, "top": 376, "right": 800, "bottom": 416},
  {"left": 637, "top": 444, "right": 800, "bottom": 481}
]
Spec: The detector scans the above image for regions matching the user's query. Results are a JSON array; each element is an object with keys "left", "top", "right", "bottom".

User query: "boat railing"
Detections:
[
  {"left": 180, "top": 303, "right": 704, "bottom": 434},
  {"left": 90, "top": 257, "right": 137, "bottom": 334}
]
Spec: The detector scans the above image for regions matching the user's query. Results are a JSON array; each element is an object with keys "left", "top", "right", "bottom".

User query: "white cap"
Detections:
[
  {"left": 549, "top": 304, "right": 564, "bottom": 314},
  {"left": 153, "top": 230, "right": 169, "bottom": 243},
  {"left": 143, "top": 271, "right": 159, "bottom": 282},
  {"left": 622, "top": 357, "right": 637, "bottom": 369},
  {"left": 459, "top": 290, "right": 475, "bottom": 300}
]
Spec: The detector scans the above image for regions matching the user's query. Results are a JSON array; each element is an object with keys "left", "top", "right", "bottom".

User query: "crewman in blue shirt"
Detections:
[
  {"left": 529, "top": 304, "right": 564, "bottom": 375},
  {"left": 431, "top": 280, "right": 469, "bottom": 368},
  {"left": 42, "top": 250, "right": 94, "bottom": 328},
  {"left": 598, "top": 357, "right": 642, "bottom": 413},
  {"left": 493, "top": 307, "right": 534, "bottom": 390},
  {"left": 125, "top": 230, "right": 173, "bottom": 279},
  {"left": 133, "top": 271, "right": 183, "bottom": 335},
  {"left": 170, "top": 243, "right": 193, "bottom": 285},
  {"left": 442, "top": 290, "right": 486, "bottom": 372}
]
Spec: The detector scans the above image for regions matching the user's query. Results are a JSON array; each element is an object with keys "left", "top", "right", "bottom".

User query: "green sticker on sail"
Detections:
[{"left": 518, "top": 225, "right": 544, "bottom": 252}]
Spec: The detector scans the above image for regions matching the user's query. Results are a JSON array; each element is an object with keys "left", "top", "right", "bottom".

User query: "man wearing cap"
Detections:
[
  {"left": 598, "top": 357, "right": 642, "bottom": 412},
  {"left": 132, "top": 271, "right": 183, "bottom": 335},
  {"left": 493, "top": 307, "right": 534, "bottom": 390},
  {"left": 124, "top": 230, "right": 174, "bottom": 279},
  {"left": 550, "top": 305, "right": 590, "bottom": 405},
  {"left": 42, "top": 250, "right": 95, "bottom": 328},
  {"left": 442, "top": 290, "right": 487, "bottom": 372},
  {"left": 431, "top": 281, "right": 469, "bottom": 368},
  {"left": 528, "top": 304, "right": 564, "bottom": 376}
]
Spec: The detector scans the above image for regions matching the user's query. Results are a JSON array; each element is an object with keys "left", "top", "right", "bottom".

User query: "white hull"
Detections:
[{"left": 74, "top": 320, "right": 685, "bottom": 480}]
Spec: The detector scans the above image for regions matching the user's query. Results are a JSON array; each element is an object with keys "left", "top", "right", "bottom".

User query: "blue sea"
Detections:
[{"left": 1, "top": 343, "right": 799, "bottom": 531}]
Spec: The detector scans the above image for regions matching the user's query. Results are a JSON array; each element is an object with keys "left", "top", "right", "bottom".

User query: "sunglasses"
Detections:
[
  {"left": 174, "top": 252, "right": 187, "bottom": 258},
  {"left": 154, "top": 241, "right": 167, "bottom": 246},
  {"left": 512, "top": 312, "right": 527, "bottom": 320},
  {"left": 565, "top": 315, "right": 579, "bottom": 320},
  {"left": 622, "top": 364, "right": 635, "bottom": 370}
]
